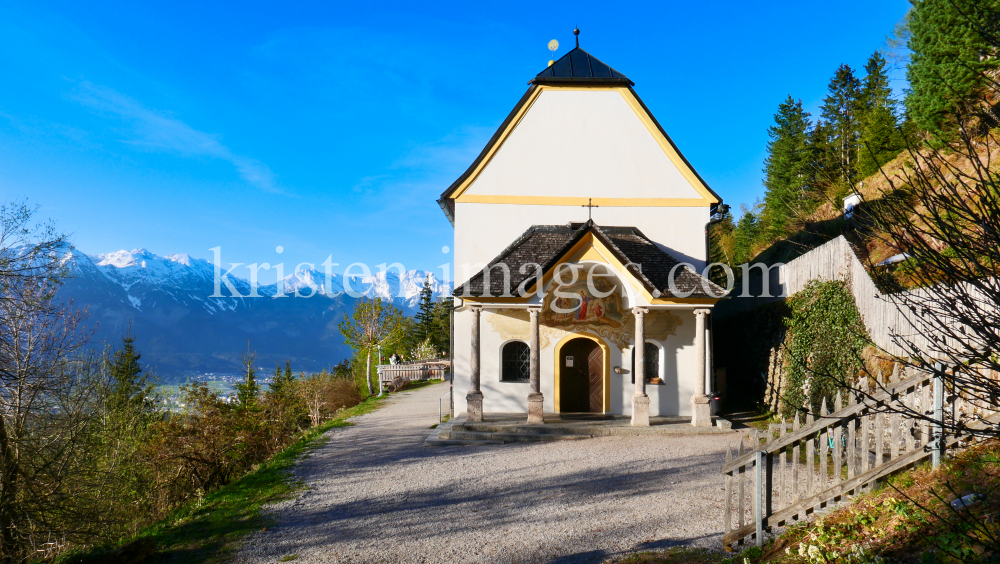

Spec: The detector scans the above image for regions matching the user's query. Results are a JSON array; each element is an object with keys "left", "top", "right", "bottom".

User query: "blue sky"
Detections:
[{"left": 0, "top": 1, "right": 910, "bottom": 283}]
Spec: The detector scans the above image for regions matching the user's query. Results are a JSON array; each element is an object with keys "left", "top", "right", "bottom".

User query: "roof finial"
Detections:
[{"left": 574, "top": 26, "right": 580, "bottom": 48}]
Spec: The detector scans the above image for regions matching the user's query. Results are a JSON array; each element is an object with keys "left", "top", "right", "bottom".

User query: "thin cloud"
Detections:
[
  {"left": 389, "top": 125, "right": 493, "bottom": 173},
  {"left": 70, "top": 81, "right": 281, "bottom": 193}
]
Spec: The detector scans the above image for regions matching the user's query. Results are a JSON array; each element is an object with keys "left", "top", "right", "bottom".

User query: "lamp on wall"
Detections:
[{"left": 613, "top": 366, "right": 629, "bottom": 375}]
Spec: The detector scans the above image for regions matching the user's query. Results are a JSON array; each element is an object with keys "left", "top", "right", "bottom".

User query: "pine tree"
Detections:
[
  {"left": 762, "top": 96, "right": 811, "bottom": 239},
  {"left": 430, "top": 297, "right": 452, "bottom": 356},
  {"left": 858, "top": 51, "right": 904, "bottom": 178},
  {"left": 414, "top": 275, "right": 435, "bottom": 344},
  {"left": 235, "top": 348, "right": 260, "bottom": 410},
  {"left": 270, "top": 360, "right": 294, "bottom": 399},
  {"left": 100, "top": 330, "right": 157, "bottom": 522},
  {"left": 821, "top": 64, "right": 863, "bottom": 191},
  {"left": 107, "top": 329, "right": 153, "bottom": 416},
  {"left": 907, "top": 0, "right": 1000, "bottom": 134},
  {"left": 708, "top": 213, "right": 736, "bottom": 286},
  {"left": 804, "top": 119, "right": 837, "bottom": 194},
  {"left": 732, "top": 207, "right": 762, "bottom": 266}
]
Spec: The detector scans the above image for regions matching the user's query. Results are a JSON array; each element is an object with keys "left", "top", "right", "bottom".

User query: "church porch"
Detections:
[{"left": 454, "top": 221, "right": 727, "bottom": 427}]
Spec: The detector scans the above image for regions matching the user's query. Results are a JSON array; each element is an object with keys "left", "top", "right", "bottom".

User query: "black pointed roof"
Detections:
[{"left": 531, "top": 47, "right": 633, "bottom": 85}]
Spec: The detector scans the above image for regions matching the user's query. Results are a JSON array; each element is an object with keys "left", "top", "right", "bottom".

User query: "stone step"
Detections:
[
  {"left": 447, "top": 430, "right": 593, "bottom": 443},
  {"left": 457, "top": 424, "right": 589, "bottom": 435},
  {"left": 455, "top": 422, "right": 732, "bottom": 436},
  {"left": 423, "top": 437, "right": 504, "bottom": 447}
]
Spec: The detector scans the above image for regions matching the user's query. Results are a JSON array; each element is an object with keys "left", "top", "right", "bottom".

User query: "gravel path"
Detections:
[{"left": 236, "top": 381, "right": 734, "bottom": 564}]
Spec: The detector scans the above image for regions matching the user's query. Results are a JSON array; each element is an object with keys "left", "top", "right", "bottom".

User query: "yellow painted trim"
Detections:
[
  {"left": 449, "top": 84, "right": 719, "bottom": 205},
  {"left": 552, "top": 332, "right": 611, "bottom": 414},
  {"left": 450, "top": 86, "right": 546, "bottom": 201},
  {"left": 616, "top": 89, "right": 720, "bottom": 205},
  {"left": 574, "top": 245, "right": 606, "bottom": 263},
  {"left": 455, "top": 195, "right": 712, "bottom": 207},
  {"left": 462, "top": 296, "right": 531, "bottom": 304},
  {"left": 527, "top": 233, "right": 652, "bottom": 302},
  {"left": 649, "top": 297, "right": 720, "bottom": 305}
]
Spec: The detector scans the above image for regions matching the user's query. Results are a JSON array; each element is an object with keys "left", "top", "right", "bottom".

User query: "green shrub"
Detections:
[{"left": 782, "top": 280, "right": 870, "bottom": 417}]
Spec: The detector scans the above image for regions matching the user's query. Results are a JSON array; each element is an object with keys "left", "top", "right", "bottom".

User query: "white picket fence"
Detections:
[{"left": 376, "top": 359, "right": 450, "bottom": 391}]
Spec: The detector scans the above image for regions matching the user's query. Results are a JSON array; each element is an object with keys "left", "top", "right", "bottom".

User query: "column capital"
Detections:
[
  {"left": 632, "top": 306, "right": 649, "bottom": 316},
  {"left": 527, "top": 306, "right": 542, "bottom": 315},
  {"left": 469, "top": 304, "right": 483, "bottom": 313},
  {"left": 693, "top": 308, "right": 712, "bottom": 317}
]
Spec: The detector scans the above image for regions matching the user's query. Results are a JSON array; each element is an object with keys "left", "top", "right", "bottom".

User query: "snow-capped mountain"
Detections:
[
  {"left": 258, "top": 268, "right": 449, "bottom": 308},
  {"left": 56, "top": 248, "right": 451, "bottom": 380}
]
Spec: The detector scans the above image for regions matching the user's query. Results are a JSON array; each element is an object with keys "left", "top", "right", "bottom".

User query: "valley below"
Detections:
[{"left": 57, "top": 248, "right": 451, "bottom": 381}]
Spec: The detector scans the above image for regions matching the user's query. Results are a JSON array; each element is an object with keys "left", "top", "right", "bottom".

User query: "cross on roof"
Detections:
[{"left": 582, "top": 198, "right": 599, "bottom": 220}]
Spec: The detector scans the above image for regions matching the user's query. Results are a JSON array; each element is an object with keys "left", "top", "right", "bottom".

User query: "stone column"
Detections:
[
  {"left": 691, "top": 308, "right": 712, "bottom": 427},
  {"left": 527, "top": 307, "right": 544, "bottom": 424},
  {"left": 466, "top": 305, "right": 484, "bottom": 422},
  {"left": 631, "top": 307, "right": 650, "bottom": 426}
]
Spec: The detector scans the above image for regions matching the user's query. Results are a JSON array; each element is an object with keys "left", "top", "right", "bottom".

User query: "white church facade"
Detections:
[{"left": 439, "top": 36, "right": 726, "bottom": 426}]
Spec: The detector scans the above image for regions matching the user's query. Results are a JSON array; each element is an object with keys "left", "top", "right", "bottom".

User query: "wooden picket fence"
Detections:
[{"left": 722, "top": 366, "right": 1000, "bottom": 549}]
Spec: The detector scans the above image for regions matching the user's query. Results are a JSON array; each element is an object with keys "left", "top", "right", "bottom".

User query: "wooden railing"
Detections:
[
  {"left": 376, "top": 359, "right": 450, "bottom": 390},
  {"left": 722, "top": 367, "right": 999, "bottom": 549}
]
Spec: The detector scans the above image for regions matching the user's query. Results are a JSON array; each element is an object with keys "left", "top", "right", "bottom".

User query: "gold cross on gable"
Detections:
[{"left": 581, "top": 198, "right": 599, "bottom": 220}]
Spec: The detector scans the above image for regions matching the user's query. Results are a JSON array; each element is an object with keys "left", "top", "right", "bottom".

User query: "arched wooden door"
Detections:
[{"left": 559, "top": 338, "right": 604, "bottom": 413}]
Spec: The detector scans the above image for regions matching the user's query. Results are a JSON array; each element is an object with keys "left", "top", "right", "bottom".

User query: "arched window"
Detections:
[
  {"left": 501, "top": 341, "right": 530, "bottom": 382},
  {"left": 631, "top": 342, "right": 660, "bottom": 384}
]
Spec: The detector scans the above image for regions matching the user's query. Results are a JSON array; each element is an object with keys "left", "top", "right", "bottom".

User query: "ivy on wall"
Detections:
[{"left": 781, "top": 279, "right": 870, "bottom": 418}]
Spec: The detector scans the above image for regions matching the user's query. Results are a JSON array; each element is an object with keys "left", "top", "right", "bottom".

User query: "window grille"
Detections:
[{"left": 501, "top": 341, "right": 530, "bottom": 382}]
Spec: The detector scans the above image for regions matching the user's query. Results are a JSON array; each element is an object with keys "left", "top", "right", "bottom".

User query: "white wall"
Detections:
[
  {"left": 454, "top": 203, "right": 710, "bottom": 287},
  {"left": 464, "top": 90, "right": 703, "bottom": 200}
]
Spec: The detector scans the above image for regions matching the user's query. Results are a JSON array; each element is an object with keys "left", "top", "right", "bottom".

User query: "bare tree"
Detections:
[
  {"left": 851, "top": 113, "right": 1000, "bottom": 439},
  {"left": 0, "top": 202, "right": 99, "bottom": 562},
  {"left": 0, "top": 277, "right": 94, "bottom": 562},
  {"left": 298, "top": 372, "right": 328, "bottom": 427},
  {"left": 0, "top": 201, "right": 69, "bottom": 286}
]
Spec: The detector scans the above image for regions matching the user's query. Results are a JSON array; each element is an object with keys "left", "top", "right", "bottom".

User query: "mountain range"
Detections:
[{"left": 57, "top": 248, "right": 451, "bottom": 381}]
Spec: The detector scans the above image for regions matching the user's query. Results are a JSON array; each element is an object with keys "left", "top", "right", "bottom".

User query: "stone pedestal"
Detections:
[
  {"left": 691, "top": 394, "right": 712, "bottom": 427},
  {"left": 527, "top": 392, "right": 544, "bottom": 424},
  {"left": 631, "top": 306, "right": 650, "bottom": 427},
  {"left": 691, "top": 308, "right": 712, "bottom": 427},
  {"left": 467, "top": 305, "right": 483, "bottom": 423},
  {"left": 466, "top": 391, "right": 484, "bottom": 423},
  {"left": 631, "top": 393, "right": 650, "bottom": 426}
]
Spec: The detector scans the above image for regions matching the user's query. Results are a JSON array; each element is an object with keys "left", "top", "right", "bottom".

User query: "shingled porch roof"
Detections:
[{"left": 453, "top": 220, "right": 725, "bottom": 300}]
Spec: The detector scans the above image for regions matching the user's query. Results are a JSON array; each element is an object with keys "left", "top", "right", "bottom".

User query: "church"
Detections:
[{"left": 439, "top": 32, "right": 726, "bottom": 427}]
